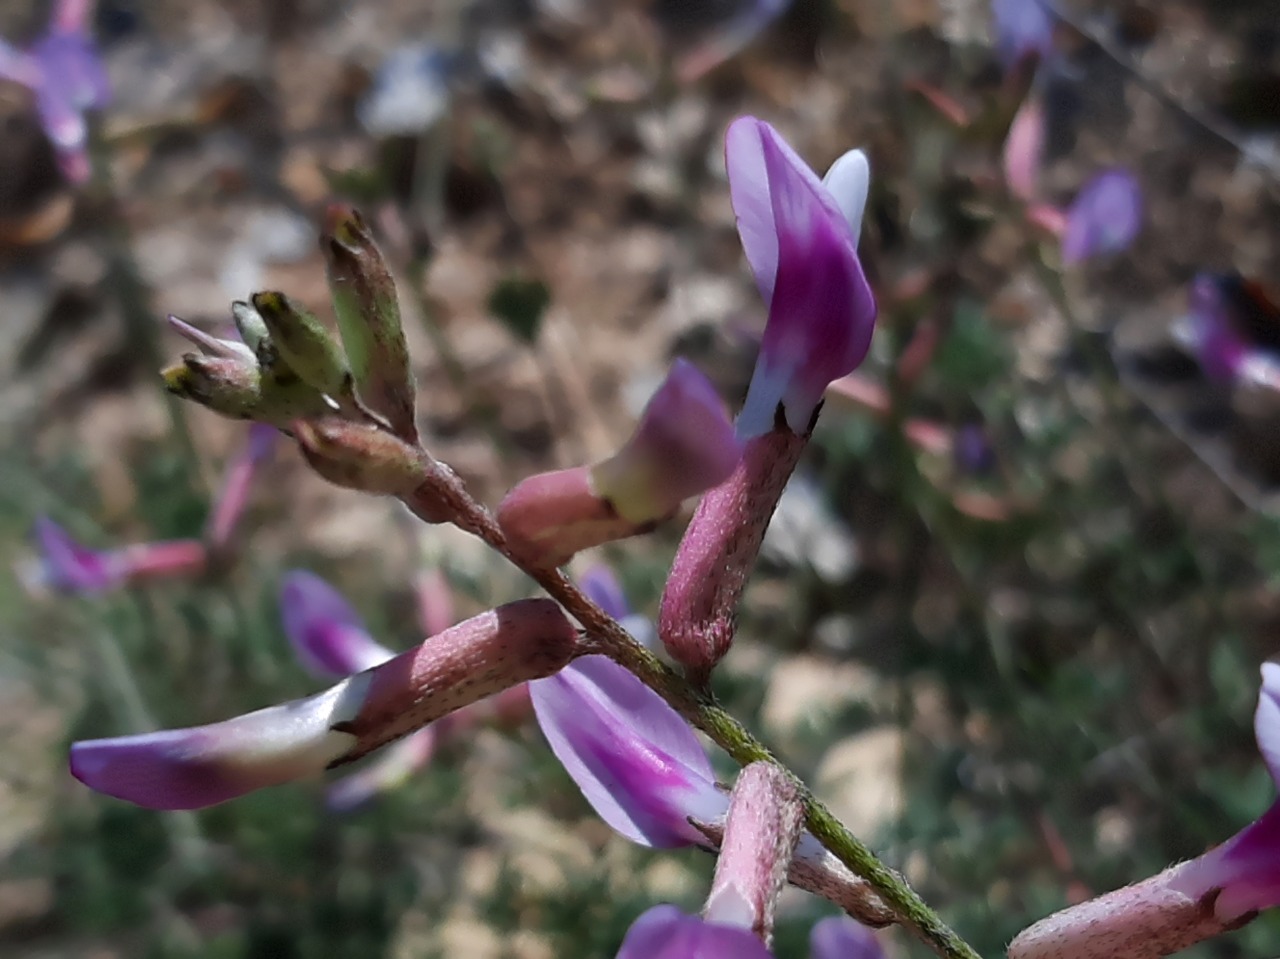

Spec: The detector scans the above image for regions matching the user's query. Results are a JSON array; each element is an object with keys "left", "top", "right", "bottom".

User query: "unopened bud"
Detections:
[
  {"left": 321, "top": 204, "right": 418, "bottom": 443},
  {"left": 251, "top": 291, "right": 353, "bottom": 398},
  {"left": 231, "top": 300, "right": 271, "bottom": 355},
  {"left": 163, "top": 355, "right": 262, "bottom": 420},
  {"left": 167, "top": 315, "right": 255, "bottom": 362},
  {"left": 294, "top": 418, "right": 426, "bottom": 495}
]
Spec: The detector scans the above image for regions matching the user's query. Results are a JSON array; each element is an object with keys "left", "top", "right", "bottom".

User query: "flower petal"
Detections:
[
  {"left": 1061, "top": 169, "right": 1142, "bottom": 265},
  {"left": 530, "top": 655, "right": 727, "bottom": 847},
  {"left": 809, "top": 917, "right": 886, "bottom": 959},
  {"left": 821, "top": 149, "right": 870, "bottom": 246},
  {"left": 31, "top": 516, "right": 121, "bottom": 593},
  {"left": 279, "top": 571, "right": 395, "bottom": 677},
  {"left": 69, "top": 679, "right": 367, "bottom": 810},
  {"left": 579, "top": 564, "right": 631, "bottom": 621},
  {"left": 728, "top": 118, "right": 876, "bottom": 437},
  {"left": 1256, "top": 663, "right": 1280, "bottom": 789},
  {"left": 590, "top": 359, "right": 743, "bottom": 523},
  {"left": 616, "top": 905, "right": 773, "bottom": 959},
  {"left": 325, "top": 727, "right": 438, "bottom": 812}
]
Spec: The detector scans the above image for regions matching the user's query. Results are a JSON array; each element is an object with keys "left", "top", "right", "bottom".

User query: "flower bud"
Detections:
[
  {"left": 163, "top": 354, "right": 263, "bottom": 421},
  {"left": 167, "top": 315, "right": 255, "bottom": 362},
  {"left": 321, "top": 204, "right": 418, "bottom": 443},
  {"left": 294, "top": 418, "right": 427, "bottom": 495},
  {"left": 251, "top": 291, "right": 353, "bottom": 398},
  {"left": 231, "top": 299, "right": 271, "bottom": 355}
]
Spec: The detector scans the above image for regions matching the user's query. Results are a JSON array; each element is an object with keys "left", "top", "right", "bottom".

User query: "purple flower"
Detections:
[
  {"left": 71, "top": 600, "right": 579, "bottom": 810},
  {"left": 1170, "top": 663, "right": 1280, "bottom": 920},
  {"left": 808, "top": 917, "right": 886, "bottom": 959},
  {"left": 992, "top": 0, "right": 1055, "bottom": 67},
  {"left": 530, "top": 655, "right": 728, "bottom": 848},
  {"left": 279, "top": 571, "right": 396, "bottom": 677},
  {"left": 580, "top": 564, "right": 656, "bottom": 649},
  {"left": 1061, "top": 169, "right": 1142, "bottom": 265},
  {"left": 20, "top": 518, "right": 206, "bottom": 596},
  {"left": 725, "top": 117, "right": 876, "bottom": 438},
  {"left": 616, "top": 905, "right": 774, "bottom": 959},
  {"left": 26, "top": 516, "right": 122, "bottom": 593},
  {"left": 590, "top": 359, "right": 743, "bottom": 523},
  {"left": 1174, "top": 274, "right": 1255, "bottom": 384},
  {"left": 69, "top": 681, "right": 365, "bottom": 810},
  {"left": 278, "top": 570, "right": 440, "bottom": 811},
  {"left": 0, "top": 0, "right": 110, "bottom": 183}
]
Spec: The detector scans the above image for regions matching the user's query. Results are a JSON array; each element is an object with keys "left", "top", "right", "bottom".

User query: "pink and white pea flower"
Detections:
[
  {"left": 725, "top": 116, "right": 877, "bottom": 439},
  {"left": 20, "top": 517, "right": 206, "bottom": 596},
  {"left": 615, "top": 904, "right": 774, "bottom": 959}
]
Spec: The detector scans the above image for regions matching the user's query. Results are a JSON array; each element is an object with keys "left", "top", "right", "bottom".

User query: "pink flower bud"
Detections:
[{"left": 294, "top": 418, "right": 427, "bottom": 496}]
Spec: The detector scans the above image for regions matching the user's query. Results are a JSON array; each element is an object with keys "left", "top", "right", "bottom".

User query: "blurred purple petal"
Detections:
[
  {"left": 1061, "top": 169, "right": 1142, "bottom": 265},
  {"left": 326, "top": 727, "right": 437, "bottom": 812},
  {"left": 580, "top": 564, "right": 631, "bottom": 621},
  {"left": 616, "top": 905, "right": 773, "bottom": 959},
  {"left": 279, "top": 571, "right": 395, "bottom": 678},
  {"left": 992, "top": 0, "right": 1055, "bottom": 67},
  {"left": 0, "top": 38, "right": 38, "bottom": 86},
  {"left": 590, "top": 359, "right": 742, "bottom": 523},
  {"left": 809, "top": 917, "right": 886, "bottom": 959},
  {"left": 31, "top": 29, "right": 110, "bottom": 112},
  {"left": 676, "top": 0, "right": 795, "bottom": 82},
  {"left": 530, "top": 655, "right": 727, "bottom": 847},
  {"left": 70, "top": 682, "right": 363, "bottom": 810},
  {"left": 726, "top": 118, "right": 876, "bottom": 437},
  {"left": 30, "top": 517, "right": 122, "bottom": 593}
]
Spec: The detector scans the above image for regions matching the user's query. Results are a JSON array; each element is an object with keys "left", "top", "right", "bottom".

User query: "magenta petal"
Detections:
[
  {"left": 590, "top": 359, "right": 743, "bottom": 522},
  {"left": 616, "top": 905, "right": 773, "bottom": 959},
  {"left": 580, "top": 565, "right": 631, "bottom": 621},
  {"left": 279, "top": 571, "right": 395, "bottom": 677},
  {"left": 69, "top": 683, "right": 362, "bottom": 810},
  {"left": 32, "top": 516, "right": 122, "bottom": 593},
  {"left": 727, "top": 118, "right": 876, "bottom": 437},
  {"left": 1061, "top": 169, "right": 1142, "bottom": 265},
  {"left": 809, "top": 917, "right": 886, "bottom": 959},
  {"left": 530, "top": 655, "right": 727, "bottom": 847}
]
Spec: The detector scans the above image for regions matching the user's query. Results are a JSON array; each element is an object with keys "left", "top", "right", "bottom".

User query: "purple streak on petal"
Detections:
[
  {"left": 616, "top": 905, "right": 774, "bottom": 959},
  {"left": 580, "top": 564, "right": 630, "bottom": 621},
  {"left": 809, "top": 917, "right": 886, "bottom": 959},
  {"left": 530, "top": 655, "right": 727, "bottom": 848},
  {"left": 1061, "top": 169, "right": 1142, "bottom": 265},
  {"left": 325, "top": 727, "right": 437, "bottom": 812},
  {"left": 32, "top": 516, "right": 122, "bottom": 593},
  {"left": 992, "top": 0, "right": 1055, "bottom": 67},
  {"left": 590, "top": 359, "right": 743, "bottom": 522},
  {"left": 279, "top": 571, "right": 394, "bottom": 678},
  {"left": 69, "top": 682, "right": 361, "bottom": 810}
]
